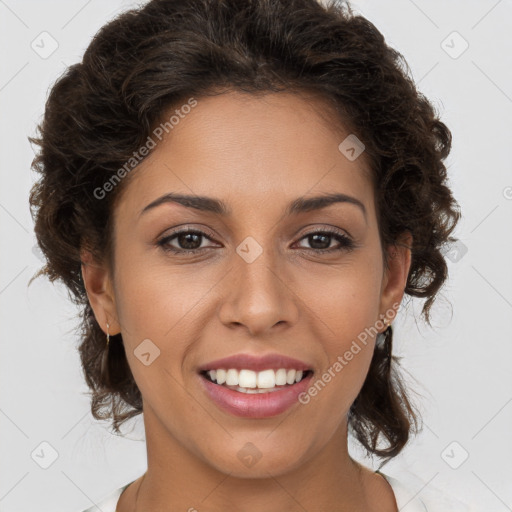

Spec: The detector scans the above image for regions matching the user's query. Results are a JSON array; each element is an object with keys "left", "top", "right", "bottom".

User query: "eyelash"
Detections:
[{"left": 156, "top": 227, "right": 355, "bottom": 255}]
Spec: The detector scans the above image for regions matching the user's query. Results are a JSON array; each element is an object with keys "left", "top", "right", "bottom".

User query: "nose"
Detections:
[{"left": 217, "top": 245, "right": 300, "bottom": 337}]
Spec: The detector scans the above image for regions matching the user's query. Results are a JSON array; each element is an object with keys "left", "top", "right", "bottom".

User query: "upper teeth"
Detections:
[{"left": 207, "top": 368, "right": 305, "bottom": 388}]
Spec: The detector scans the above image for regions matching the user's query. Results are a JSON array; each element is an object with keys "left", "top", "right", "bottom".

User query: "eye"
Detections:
[
  {"left": 157, "top": 228, "right": 217, "bottom": 254},
  {"left": 294, "top": 229, "right": 355, "bottom": 253}
]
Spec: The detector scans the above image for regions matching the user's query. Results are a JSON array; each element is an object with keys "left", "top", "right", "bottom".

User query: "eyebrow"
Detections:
[{"left": 139, "top": 192, "right": 366, "bottom": 219}]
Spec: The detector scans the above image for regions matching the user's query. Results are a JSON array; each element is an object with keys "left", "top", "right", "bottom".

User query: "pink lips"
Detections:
[
  {"left": 198, "top": 371, "right": 314, "bottom": 418},
  {"left": 196, "top": 352, "right": 314, "bottom": 418},
  {"left": 197, "top": 353, "right": 312, "bottom": 372}
]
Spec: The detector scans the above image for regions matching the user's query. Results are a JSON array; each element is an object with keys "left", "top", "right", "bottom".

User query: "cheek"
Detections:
[
  {"left": 298, "top": 252, "right": 383, "bottom": 336},
  {"left": 295, "top": 253, "right": 383, "bottom": 413},
  {"left": 306, "top": 273, "right": 380, "bottom": 387},
  {"left": 111, "top": 251, "right": 223, "bottom": 391},
  {"left": 113, "top": 243, "right": 214, "bottom": 337},
  {"left": 298, "top": 276, "right": 380, "bottom": 435}
]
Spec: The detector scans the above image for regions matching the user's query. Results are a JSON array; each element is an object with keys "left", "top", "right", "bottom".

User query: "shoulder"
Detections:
[
  {"left": 78, "top": 480, "right": 134, "bottom": 512},
  {"left": 377, "top": 471, "right": 476, "bottom": 512}
]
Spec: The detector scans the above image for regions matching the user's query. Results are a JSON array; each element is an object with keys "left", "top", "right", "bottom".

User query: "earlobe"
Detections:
[
  {"left": 379, "top": 231, "right": 413, "bottom": 322},
  {"left": 80, "top": 249, "right": 120, "bottom": 335}
]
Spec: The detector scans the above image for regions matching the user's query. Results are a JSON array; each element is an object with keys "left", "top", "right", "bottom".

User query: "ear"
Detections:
[
  {"left": 379, "top": 231, "right": 412, "bottom": 326},
  {"left": 80, "top": 249, "right": 121, "bottom": 335}
]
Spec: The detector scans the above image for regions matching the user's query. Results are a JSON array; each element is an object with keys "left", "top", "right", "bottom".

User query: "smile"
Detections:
[
  {"left": 202, "top": 368, "right": 312, "bottom": 392},
  {"left": 198, "top": 369, "right": 314, "bottom": 418}
]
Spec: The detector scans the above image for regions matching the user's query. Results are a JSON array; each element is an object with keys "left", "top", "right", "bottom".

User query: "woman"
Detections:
[{"left": 29, "top": 0, "right": 471, "bottom": 510}]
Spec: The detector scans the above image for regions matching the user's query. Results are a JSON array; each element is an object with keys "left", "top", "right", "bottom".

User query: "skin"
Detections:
[{"left": 81, "top": 91, "right": 412, "bottom": 512}]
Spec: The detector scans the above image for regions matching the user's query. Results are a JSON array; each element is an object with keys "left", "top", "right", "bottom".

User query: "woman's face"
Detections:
[{"left": 83, "top": 91, "right": 409, "bottom": 477}]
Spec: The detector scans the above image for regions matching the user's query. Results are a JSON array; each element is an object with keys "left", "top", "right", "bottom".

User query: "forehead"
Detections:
[{"left": 115, "top": 91, "right": 374, "bottom": 220}]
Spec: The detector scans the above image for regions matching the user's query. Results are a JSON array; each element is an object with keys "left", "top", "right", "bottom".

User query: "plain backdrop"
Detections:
[{"left": 1, "top": 0, "right": 511, "bottom": 511}]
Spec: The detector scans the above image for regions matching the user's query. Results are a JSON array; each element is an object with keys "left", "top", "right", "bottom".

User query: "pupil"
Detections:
[
  {"left": 309, "top": 234, "right": 330, "bottom": 249},
  {"left": 180, "top": 233, "right": 201, "bottom": 249}
]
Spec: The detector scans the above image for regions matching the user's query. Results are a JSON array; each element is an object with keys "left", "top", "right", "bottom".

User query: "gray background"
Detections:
[{"left": 1, "top": 0, "right": 511, "bottom": 510}]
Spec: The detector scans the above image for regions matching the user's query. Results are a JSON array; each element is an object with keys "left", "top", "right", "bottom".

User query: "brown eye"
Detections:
[
  {"left": 157, "top": 229, "right": 216, "bottom": 254},
  {"left": 295, "top": 230, "right": 354, "bottom": 253}
]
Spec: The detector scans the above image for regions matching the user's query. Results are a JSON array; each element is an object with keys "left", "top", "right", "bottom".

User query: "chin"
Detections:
[{"left": 199, "top": 441, "right": 308, "bottom": 479}]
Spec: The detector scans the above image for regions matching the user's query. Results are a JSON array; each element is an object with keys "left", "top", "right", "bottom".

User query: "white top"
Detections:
[{"left": 79, "top": 471, "right": 475, "bottom": 512}]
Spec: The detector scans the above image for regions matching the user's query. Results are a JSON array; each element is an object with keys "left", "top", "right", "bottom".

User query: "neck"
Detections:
[{"left": 130, "top": 404, "right": 378, "bottom": 512}]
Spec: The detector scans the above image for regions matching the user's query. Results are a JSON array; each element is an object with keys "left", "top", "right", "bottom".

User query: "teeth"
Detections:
[
  {"left": 257, "top": 369, "right": 275, "bottom": 388},
  {"left": 226, "top": 369, "right": 238, "bottom": 386},
  {"left": 205, "top": 368, "right": 309, "bottom": 389},
  {"left": 239, "top": 369, "right": 257, "bottom": 388},
  {"left": 275, "top": 368, "right": 287, "bottom": 386},
  {"left": 215, "top": 369, "right": 226, "bottom": 385}
]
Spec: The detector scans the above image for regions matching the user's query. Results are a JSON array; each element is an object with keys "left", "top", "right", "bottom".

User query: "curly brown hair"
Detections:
[{"left": 28, "top": 0, "right": 460, "bottom": 462}]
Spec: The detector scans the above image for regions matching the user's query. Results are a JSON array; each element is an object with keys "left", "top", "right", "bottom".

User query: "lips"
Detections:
[
  {"left": 198, "top": 370, "right": 314, "bottom": 417},
  {"left": 197, "top": 353, "right": 313, "bottom": 373},
  {"left": 196, "top": 352, "right": 315, "bottom": 418}
]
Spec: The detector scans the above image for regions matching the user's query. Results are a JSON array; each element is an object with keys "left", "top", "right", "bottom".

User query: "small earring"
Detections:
[
  {"left": 380, "top": 316, "right": 390, "bottom": 332},
  {"left": 100, "top": 322, "right": 111, "bottom": 387}
]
